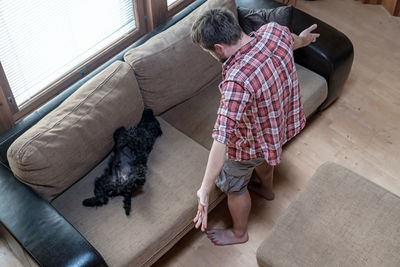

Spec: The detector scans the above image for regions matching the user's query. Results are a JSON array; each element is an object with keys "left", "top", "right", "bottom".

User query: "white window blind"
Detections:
[
  {"left": 0, "top": 0, "right": 136, "bottom": 107},
  {"left": 167, "top": 0, "right": 179, "bottom": 6}
]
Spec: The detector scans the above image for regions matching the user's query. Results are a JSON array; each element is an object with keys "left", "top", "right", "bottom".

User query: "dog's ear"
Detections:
[
  {"left": 113, "top": 127, "right": 126, "bottom": 142},
  {"left": 141, "top": 109, "right": 154, "bottom": 121},
  {"left": 150, "top": 124, "right": 162, "bottom": 138}
]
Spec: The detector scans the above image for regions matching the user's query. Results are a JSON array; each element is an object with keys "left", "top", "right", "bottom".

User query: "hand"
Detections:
[
  {"left": 193, "top": 188, "right": 209, "bottom": 232},
  {"left": 299, "top": 24, "right": 320, "bottom": 47}
]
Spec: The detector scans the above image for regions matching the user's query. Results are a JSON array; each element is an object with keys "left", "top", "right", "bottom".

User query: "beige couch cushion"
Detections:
[
  {"left": 257, "top": 162, "right": 400, "bottom": 267},
  {"left": 161, "top": 64, "right": 327, "bottom": 150},
  {"left": 124, "top": 0, "right": 238, "bottom": 115},
  {"left": 161, "top": 74, "right": 221, "bottom": 150},
  {"left": 7, "top": 61, "right": 144, "bottom": 201},
  {"left": 51, "top": 118, "right": 224, "bottom": 267},
  {"left": 296, "top": 64, "right": 327, "bottom": 117}
]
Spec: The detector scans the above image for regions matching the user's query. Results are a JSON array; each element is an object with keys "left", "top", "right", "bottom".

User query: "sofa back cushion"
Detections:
[
  {"left": 124, "top": 0, "right": 238, "bottom": 115},
  {"left": 7, "top": 61, "right": 144, "bottom": 201},
  {"left": 237, "top": 6, "right": 293, "bottom": 34}
]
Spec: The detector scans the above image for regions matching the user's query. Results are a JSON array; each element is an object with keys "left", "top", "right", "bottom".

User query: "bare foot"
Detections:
[
  {"left": 248, "top": 180, "right": 275, "bottom": 200},
  {"left": 206, "top": 229, "right": 249, "bottom": 246}
]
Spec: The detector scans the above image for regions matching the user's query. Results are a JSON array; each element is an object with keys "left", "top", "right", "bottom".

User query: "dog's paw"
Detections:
[{"left": 82, "top": 196, "right": 108, "bottom": 207}]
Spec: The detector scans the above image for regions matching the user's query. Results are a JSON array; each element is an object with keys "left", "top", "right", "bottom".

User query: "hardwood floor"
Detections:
[
  {"left": 0, "top": 223, "right": 38, "bottom": 267},
  {"left": 153, "top": 0, "right": 400, "bottom": 266}
]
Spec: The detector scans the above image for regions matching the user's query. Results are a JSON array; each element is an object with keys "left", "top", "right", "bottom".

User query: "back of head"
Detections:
[{"left": 191, "top": 8, "right": 242, "bottom": 50}]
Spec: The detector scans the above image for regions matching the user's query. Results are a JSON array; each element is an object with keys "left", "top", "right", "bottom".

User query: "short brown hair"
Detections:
[{"left": 191, "top": 8, "right": 242, "bottom": 50}]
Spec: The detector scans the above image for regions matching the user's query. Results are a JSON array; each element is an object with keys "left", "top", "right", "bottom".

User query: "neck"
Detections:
[{"left": 226, "top": 32, "right": 254, "bottom": 58}]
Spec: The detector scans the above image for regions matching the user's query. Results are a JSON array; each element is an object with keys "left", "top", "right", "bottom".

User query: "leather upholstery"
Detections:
[
  {"left": 237, "top": 5, "right": 293, "bottom": 33},
  {"left": 0, "top": 163, "right": 107, "bottom": 267},
  {"left": 291, "top": 8, "right": 354, "bottom": 110},
  {"left": 0, "top": 0, "right": 353, "bottom": 266}
]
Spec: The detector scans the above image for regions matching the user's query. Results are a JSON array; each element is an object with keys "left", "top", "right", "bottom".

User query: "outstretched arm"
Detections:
[
  {"left": 292, "top": 24, "right": 320, "bottom": 50},
  {"left": 193, "top": 139, "right": 226, "bottom": 232}
]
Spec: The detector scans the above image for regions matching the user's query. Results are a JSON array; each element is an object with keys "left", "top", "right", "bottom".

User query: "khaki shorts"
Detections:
[{"left": 215, "top": 158, "right": 265, "bottom": 195}]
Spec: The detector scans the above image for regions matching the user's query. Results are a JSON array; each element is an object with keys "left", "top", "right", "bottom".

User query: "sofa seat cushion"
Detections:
[
  {"left": 257, "top": 162, "right": 400, "bottom": 267},
  {"left": 51, "top": 118, "right": 224, "bottom": 267},
  {"left": 296, "top": 63, "right": 327, "bottom": 117},
  {"left": 7, "top": 61, "right": 144, "bottom": 201},
  {"left": 161, "top": 64, "right": 327, "bottom": 151},
  {"left": 123, "top": 0, "right": 237, "bottom": 115}
]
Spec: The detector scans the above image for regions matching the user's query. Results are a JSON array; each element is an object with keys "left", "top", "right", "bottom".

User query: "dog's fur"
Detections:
[{"left": 82, "top": 109, "right": 162, "bottom": 215}]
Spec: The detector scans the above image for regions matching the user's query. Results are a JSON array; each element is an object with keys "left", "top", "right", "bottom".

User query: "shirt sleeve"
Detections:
[
  {"left": 281, "top": 24, "right": 295, "bottom": 50},
  {"left": 266, "top": 22, "right": 294, "bottom": 50},
  {"left": 212, "top": 80, "right": 251, "bottom": 145}
]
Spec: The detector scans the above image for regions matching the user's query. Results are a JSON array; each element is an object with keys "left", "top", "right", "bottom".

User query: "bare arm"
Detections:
[
  {"left": 200, "top": 140, "right": 226, "bottom": 193},
  {"left": 193, "top": 139, "right": 226, "bottom": 232},
  {"left": 291, "top": 24, "right": 320, "bottom": 50}
]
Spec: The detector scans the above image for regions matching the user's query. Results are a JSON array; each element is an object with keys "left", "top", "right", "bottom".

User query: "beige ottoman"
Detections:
[{"left": 257, "top": 162, "right": 400, "bottom": 267}]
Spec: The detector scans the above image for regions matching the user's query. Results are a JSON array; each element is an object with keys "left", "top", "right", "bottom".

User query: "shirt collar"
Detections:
[{"left": 222, "top": 33, "right": 258, "bottom": 74}]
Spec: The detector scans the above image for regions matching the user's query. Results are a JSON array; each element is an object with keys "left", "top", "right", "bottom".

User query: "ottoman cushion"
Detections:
[{"left": 257, "top": 162, "right": 400, "bottom": 267}]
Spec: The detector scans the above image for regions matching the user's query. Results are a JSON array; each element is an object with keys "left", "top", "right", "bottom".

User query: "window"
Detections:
[
  {"left": 0, "top": 0, "right": 146, "bottom": 121},
  {"left": 0, "top": 0, "right": 136, "bottom": 107},
  {"left": 167, "top": 0, "right": 179, "bottom": 6},
  {"left": 167, "top": 0, "right": 196, "bottom": 18}
]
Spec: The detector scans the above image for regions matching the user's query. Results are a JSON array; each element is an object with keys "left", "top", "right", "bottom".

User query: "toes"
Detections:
[
  {"left": 206, "top": 232, "right": 216, "bottom": 240},
  {"left": 205, "top": 232, "right": 218, "bottom": 243},
  {"left": 206, "top": 229, "right": 217, "bottom": 235}
]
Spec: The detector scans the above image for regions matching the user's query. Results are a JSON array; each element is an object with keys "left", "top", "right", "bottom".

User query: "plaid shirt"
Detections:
[{"left": 212, "top": 22, "right": 306, "bottom": 165}]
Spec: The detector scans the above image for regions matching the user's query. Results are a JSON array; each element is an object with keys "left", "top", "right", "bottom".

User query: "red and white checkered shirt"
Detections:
[{"left": 212, "top": 22, "right": 306, "bottom": 166}]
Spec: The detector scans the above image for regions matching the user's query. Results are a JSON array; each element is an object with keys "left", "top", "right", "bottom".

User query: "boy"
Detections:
[{"left": 191, "top": 8, "right": 319, "bottom": 245}]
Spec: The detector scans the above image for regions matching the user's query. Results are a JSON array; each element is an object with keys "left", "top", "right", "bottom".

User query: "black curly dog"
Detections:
[{"left": 82, "top": 109, "right": 162, "bottom": 216}]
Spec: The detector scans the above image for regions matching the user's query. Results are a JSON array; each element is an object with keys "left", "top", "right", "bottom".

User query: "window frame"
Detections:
[
  {"left": 167, "top": 0, "right": 196, "bottom": 18},
  {"left": 0, "top": 0, "right": 147, "bottom": 124},
  {"left": 0, "top": 63, "right": 15, "bottom": 131},
  {"left": 144, "top": 0, "right": 196, "bottom": 30}
]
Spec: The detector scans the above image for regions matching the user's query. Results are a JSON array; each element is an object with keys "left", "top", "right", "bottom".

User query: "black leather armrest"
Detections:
[
  {"left": 291, "top": 8, "right": 354, "bottom": 110},
  {"left": 0, "top": 163, "right": 107, "bottom": 267},
  {"left": 236, "top": 0, "right": 354, "bottom": 110}
]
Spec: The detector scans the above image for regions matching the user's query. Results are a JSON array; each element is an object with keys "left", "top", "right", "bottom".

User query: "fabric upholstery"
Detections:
[
  {"left": 161, "top": 64, "right": 327, "bottom": 150},
  {"left": 51, "top": 118, "right": 224, "bottom": 267},
  {"left": 7, "top": 61, "right": 144, "bottom": 201},
  {"left": 123, "top": 0, "right": 237, "bottom": 115},
  {"left": 257, "top": 162, "right": 400, "bottom": 267},
  {"left": 237, "top": 6, "right": 293, "bottom": 34},
  {"left": 296, "top": 63, "right": 327, "bottom": 118},
  {"left": 161, "top": 74, "right": 222, "bottom": 150}
]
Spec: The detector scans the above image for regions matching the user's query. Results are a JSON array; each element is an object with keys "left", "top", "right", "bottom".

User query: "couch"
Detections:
[{"left": 0, "top": 0, "right": 354, "bottom": 266}]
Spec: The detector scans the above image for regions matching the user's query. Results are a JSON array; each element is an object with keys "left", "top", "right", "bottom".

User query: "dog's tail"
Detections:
[{"left": 82, "top": 195, "right": 108, "bottom": 207}]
